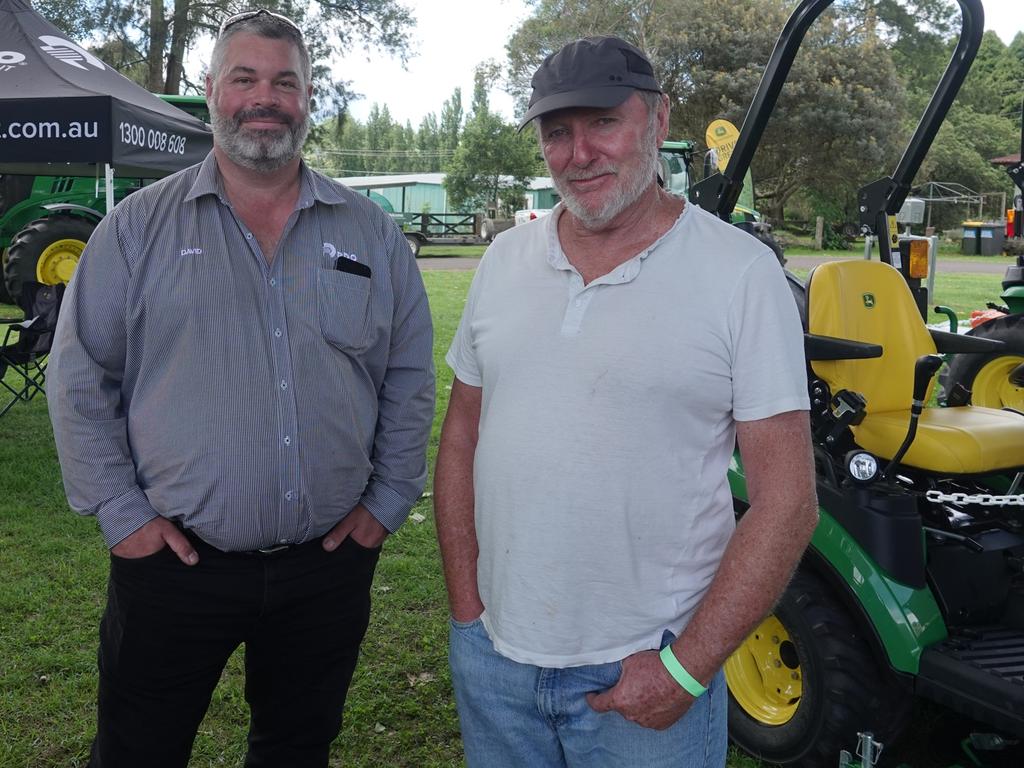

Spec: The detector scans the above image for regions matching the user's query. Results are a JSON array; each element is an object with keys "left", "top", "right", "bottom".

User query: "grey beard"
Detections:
[
  {"left": 209, "top": 102, "right": 310, "bottom": 173},
  {"left": 552, "top": 121, "right": 660, "bottom": 230}
]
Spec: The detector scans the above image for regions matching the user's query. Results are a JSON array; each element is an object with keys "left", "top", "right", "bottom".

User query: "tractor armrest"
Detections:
[
  {"left": 929, "top": 329, "right": 1010, "bottom": 354},
  {"left": 805, "top": 333, "right": 883, "bottom": 361}
]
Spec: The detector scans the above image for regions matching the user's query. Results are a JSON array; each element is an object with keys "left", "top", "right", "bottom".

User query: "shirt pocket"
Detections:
[{"left": 317, "top": 268, "right": 372, "bottom": 353}]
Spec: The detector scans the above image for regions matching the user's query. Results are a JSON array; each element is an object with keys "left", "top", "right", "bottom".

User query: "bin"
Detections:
[{"left": 961, "top": 221, "right": 1006, "bottom": 255}]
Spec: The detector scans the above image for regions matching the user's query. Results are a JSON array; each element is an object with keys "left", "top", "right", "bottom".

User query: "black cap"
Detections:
[{"left": 518, "top": 36, "right": 661, "bottom": 131}]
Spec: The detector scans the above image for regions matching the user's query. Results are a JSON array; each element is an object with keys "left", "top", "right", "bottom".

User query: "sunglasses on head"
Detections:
[{"left": 218, "top": 8, "right": 301, "bottom": 37}]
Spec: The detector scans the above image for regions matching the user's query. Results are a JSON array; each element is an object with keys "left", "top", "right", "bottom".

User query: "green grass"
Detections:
[
  {"left": 419, "top": 244, "right": 485, "bottom": 258},
  {"left": 0, "top": 265, "right": 1018, "bottom": 766}
]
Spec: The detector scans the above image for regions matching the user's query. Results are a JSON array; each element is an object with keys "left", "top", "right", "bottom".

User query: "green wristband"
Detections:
[{"left": 659, "top": 645, "right": 707, "bottom": 697}]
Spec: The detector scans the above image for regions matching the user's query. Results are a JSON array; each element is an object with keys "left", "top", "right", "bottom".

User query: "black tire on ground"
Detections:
[
  {"left": 727, "top": 568, "right": 911, "bottom": 767},
  {"left": 405, "top": 233, "right": 422, "bottom": 258},
  {"left": 4, "top": 214, "right": 95, "bottom": 302},
  {"left": 939, "top": 314, "right": 1024, "bottom": 410},
  {"left": 0, "top": 250, "right": 13, "bottom": 306},
  {"left": 757, "top": 231, "right": 787, "bottom": 267}
]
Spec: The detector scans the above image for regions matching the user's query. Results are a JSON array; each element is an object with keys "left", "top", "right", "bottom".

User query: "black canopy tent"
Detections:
[{"left": 0, "top": 0, "right": 212, "bottom": 195}]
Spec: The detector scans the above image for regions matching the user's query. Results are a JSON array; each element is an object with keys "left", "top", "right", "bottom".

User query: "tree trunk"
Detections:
[
  {"left": 147, "top": 0, "right": 167, "bottom": 92},
  {"left": 163, "top": 0, "right": 191, "bottom": 94}
]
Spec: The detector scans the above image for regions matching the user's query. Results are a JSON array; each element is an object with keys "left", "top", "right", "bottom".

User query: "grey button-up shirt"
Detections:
[{"left": 48, "top": 153, "right": 434, "bottom": 551}]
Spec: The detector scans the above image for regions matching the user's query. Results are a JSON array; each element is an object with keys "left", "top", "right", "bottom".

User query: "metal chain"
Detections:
[{"left": 925, "top": 490, "right": 1024, "bottom": 506}]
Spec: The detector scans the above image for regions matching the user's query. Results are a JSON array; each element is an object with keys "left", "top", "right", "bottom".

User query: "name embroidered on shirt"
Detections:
[{"left": 180, "top": 247, "right": 203, "bottom": 256}]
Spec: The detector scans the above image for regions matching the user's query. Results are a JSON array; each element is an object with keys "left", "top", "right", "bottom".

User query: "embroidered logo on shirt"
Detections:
[
  {"left": 324, "top": 241, "right": 358, "bottom": 262},
  {"left": 180, "top": 247, "right": 203, "bottom": 256}
]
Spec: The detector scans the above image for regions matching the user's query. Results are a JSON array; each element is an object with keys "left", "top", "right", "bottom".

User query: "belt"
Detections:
[
  {"left": 244, "top": 542, "right": 297, "bottom": 557},
  {"left": 179, "top": 525, "right": 304, "bottom": 557}
]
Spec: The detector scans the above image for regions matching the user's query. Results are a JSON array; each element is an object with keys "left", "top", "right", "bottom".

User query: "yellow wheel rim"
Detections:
[
  {"left": 971, "top": 355, "right": 1024, "bottom": 411},
  {"left": 724, "top": 615, "right": 802, "bottom": 725},
  {"left": 36, "top": 238, "right": 84, "bottom": 286}
]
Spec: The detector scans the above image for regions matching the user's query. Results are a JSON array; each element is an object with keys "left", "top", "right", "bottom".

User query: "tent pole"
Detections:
[{"left": 105, "top": 164, "right": 114, "bottom": 212}]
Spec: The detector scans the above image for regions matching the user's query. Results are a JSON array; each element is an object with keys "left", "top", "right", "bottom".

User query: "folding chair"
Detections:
[{"left": 0, "top": 282, "right": 64, "bottom": 417}]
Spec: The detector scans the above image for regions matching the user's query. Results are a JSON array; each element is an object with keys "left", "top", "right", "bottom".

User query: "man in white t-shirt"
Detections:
[{"left": 434, "top": 35, "right": 818, "bottom": 768}]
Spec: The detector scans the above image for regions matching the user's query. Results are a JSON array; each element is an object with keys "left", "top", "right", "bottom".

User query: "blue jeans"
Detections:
[{"left": 449, "top": 618, "right": 728, "bottom": 768}]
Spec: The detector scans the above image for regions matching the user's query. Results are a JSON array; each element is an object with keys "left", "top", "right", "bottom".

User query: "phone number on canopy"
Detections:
[{"left": 119, "top": 122, "right": 188, "bottom": 155}]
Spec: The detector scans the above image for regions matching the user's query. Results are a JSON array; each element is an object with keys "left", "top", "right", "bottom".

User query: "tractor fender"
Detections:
[
  {"left": 801, "top": 512, "right": 946, "bottom": 676},
  {"left": 729, "top": 454, "right": 946, "bottom": 676},
  {"left": 40, "top": 203, "right": 104, "bottom": 225}
]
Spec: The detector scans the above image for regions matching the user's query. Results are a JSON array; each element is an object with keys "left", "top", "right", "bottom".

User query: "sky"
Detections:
[
  {"left": 336, "top": 0, "right": 1024, "bottom": 128},
  {"left": 336, "top": 0, "right": 530, "bottom": 126}
]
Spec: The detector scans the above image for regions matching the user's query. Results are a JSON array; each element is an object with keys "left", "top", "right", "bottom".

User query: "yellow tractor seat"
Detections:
[{"left": 806, "top": 259, "right": 1024, "bottom": 474}]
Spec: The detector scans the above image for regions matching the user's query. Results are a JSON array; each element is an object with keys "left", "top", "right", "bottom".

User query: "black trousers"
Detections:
[{"left": 88, "top": 533, "right": 380, "bottom": 768}]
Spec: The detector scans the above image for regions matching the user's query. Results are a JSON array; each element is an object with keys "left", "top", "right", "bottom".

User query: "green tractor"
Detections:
[
  {"left": 0, "top": 95, "right": 209, "bottom": 306},
  {"left": 939, "top": 102, "right": 1024, "bottom": 412},
  {"left": 659, "top": 137, "right": 784, "bottom": 264},
  {"left": 697, "top": 0, "right": 1024, "bottom": 764}
]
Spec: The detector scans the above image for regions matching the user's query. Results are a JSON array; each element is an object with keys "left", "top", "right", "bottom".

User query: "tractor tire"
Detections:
[
  {"left": 405, "top": 233, "right": 422, "bottom": 258},
  {"left": 725, "top": 568, "right": 910, "bottom": 767},
  {"left": 0, "top": 250, "right": 13, "bottom": 306},
  {"left": 757, "top": 231, "right": 787, "bottom": 267},
  {"left": 4, "top": 214, "right": 94, "bottom": 302},
  {"left": 939, "top": 314, "right": 1024, "bottom": 410}
]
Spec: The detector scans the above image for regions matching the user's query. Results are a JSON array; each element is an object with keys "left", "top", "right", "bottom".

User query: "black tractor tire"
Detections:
[
  {"left": 4, "top": 214, "right": 95, "bottom": 302},
  {"left": 757, "top": 231, "right": 787, "bottom": 267},
  {"left": 939, "top": 313, "right": 1024, "bottom": 410},
  {"left": 733, "top": 220, "right": 786, "bottom": 267},
  {"left": 726, "top": 568, "right": 911, "bottom": 767},
  {"left": 0, "top": 250, "right": 13, "bottom": 306},
  {"left": 405, "top": 233, "right": 422, "bottom": 258}
]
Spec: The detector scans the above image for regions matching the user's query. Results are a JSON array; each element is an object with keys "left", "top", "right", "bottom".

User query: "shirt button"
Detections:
[
  {"left": 274, "top": 328, "right": 282, "bottom": 338},
  {"left": 285, "top": 491, "right": 294, "bottom": 501},
  {"left": 269, "top": 278, "right": 277, "bottom": 287},
  {"left": 280, "top": 380, "right": 288, "bottom": 390},
  {"left": 280, "top": 538, "right": 289, "bottom": 544},
  {"left": 283, "top": 435, "right": 291, "bottom": 446},
  {"left": 246, "top": 232, "right": 253, "bottom": 240}
]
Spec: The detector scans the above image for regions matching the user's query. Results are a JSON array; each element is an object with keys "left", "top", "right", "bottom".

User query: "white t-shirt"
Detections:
[{"left": 446, "top": 203, "right": 808, "bottom": 667}]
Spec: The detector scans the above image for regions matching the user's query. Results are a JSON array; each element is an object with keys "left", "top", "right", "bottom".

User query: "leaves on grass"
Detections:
[{"left": 406, "top": 671, "right": 435, "bottom": 688}]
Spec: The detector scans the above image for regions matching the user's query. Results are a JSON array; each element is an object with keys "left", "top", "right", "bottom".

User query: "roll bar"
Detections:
[
  {"left": 689, "top": 0, "right": 985, "bottom": 265},
  {"left": 1009, "top": 95, "right": 1024, "bottom": 197}
]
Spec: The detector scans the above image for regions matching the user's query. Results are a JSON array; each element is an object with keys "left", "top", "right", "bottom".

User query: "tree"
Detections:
[
  {"left": 915, "top": 103, "right": 1018, "bottom": 229},
  {"left": 836, "top": 0, "right": 957, "bottom": 88},
  {"left": 444, "top": 69, "right": 540, "bottom": 216},
  {"left": 417, "top": 114, "right": 442, "bottom": 172},
  {"left": 36, "top": 0, "right": 101, "bottom": 39},
  {"left": 505, "top": 0, "right": 906, "bottom": 222},
  {"left": 957, "top": 31, "right": 1024, "bottom": 121},
  {"left": 439, "top": 88, "right": 465, "bottom": 154},
  {"left": 79, "top": 0, "right": 415, "bottom": 120}
]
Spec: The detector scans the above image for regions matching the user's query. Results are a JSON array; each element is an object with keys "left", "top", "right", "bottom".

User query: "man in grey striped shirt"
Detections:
[{"left": 47, "top": 10, "right": 434, "bottom": 767}]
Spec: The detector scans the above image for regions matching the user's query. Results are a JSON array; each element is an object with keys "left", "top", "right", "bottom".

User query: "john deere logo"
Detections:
[{"left": 863, "top": 293, "right": 876, "bottom": 308}]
